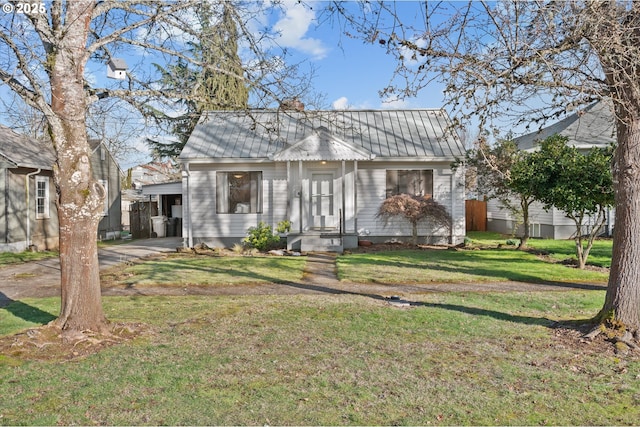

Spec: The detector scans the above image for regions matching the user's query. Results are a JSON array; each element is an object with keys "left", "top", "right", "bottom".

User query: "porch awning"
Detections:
[{"left": 270, "top": 126, "right": 375, "bottom": 161}]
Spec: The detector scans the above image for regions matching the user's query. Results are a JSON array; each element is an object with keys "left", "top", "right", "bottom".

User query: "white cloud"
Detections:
[
  {"left": 380, "top": 97, "right": 413, "bottom": 109},
  {"left": 332, "top": 96, "right": 350, "bottom": 110},
  {"left": 273, "top": 1, "right": 328, "bottom": 60}
]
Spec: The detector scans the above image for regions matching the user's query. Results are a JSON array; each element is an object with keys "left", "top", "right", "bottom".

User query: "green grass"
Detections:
[
  {"left": 338, "top": 248, "right": 608, "bottom": 285},
  {"left": 1, "top": 292, "right": 638, "bottom": 425},
  {"left": 467, "top": 231, "right": 613, "bottom": 267},
  {"left": 0, "top": 250, "right": 57, "bottom": 266},
  {"left": 103, "top": 253, "right": 307, "bottom": 287}
]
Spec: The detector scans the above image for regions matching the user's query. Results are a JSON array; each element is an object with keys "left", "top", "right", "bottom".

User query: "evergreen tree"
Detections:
[{"left": 149, "top": 3, "right": 249, "bottom": 159}]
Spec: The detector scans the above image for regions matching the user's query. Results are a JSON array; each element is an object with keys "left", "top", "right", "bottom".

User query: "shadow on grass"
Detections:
[
  {"left": 0, "top": 292, "right": 56, "bottom": 325},
  {"left": 103, "top": 252, "right": 592, "bottom": 332},
  {"left": 339, "top": 249, "right": 607, "bottom": 291}
]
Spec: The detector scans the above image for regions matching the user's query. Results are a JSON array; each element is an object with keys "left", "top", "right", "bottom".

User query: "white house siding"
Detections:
[
  {"left": 184, "top": 162, "right": 289, "bottom": 247},
  {"left": 356, "top": 162, "right": 465, "bottom": 244},
  {"left": 487, "top": 198, "right": 613, "bottom": 239}
]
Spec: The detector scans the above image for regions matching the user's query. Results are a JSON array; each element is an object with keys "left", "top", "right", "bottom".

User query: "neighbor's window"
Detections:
[
  {"left": 35, "top": 176, "right": 50, "bottom": 219},
  {"left": 216, "top": 171, "right": 262, "bottom": 213},
  {"left": 386, "top": 170, "right": 433, "bottom": 198}
]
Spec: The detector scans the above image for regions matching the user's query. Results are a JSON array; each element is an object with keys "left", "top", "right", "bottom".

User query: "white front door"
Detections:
[{"left": 310, "top": 173, "right": 336, "bottom": 230}]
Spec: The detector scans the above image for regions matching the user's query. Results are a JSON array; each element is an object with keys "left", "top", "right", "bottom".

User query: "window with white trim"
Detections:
[
  {"left": 35, "top": 176, "right": 50, "bottom": 219},
  {"left": 386, "top": 170, "right": 433, "bottom": 198},
  {"left": 216, "top": 171, "right": 262, "bottom": 213}
]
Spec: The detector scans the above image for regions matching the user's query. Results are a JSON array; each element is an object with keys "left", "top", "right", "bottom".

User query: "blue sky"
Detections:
[{"left": 271, "top": 1, "right": 444, "bottom": 110}]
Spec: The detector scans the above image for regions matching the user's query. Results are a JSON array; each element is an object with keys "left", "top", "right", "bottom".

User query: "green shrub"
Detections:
[
  {"left": 505, "top": 238, "right": 520, "bottom": 246},
  {"left": 276, "top": 220, "right": 292, "bottom": 234},
  {"left": 243, "top": 221, "right": 281, "bottom": 251}
]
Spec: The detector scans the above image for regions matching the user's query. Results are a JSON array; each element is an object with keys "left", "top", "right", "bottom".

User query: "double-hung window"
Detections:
[
  {"left": 35, "top": 176, "right": 50, "bottom": 219},
  {"left": 216, "top": 171, "right": 262, "bottom": 213},
  {"left": 386, "top": 170, "right": 433, "bottom": 198}
]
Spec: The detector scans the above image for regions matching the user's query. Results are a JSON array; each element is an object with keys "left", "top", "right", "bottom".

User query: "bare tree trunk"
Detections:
[
  {"left": 47, "top": 0, "right": 108, "bottom": 333},
  {"left": 517, "top": 196, "right": 530, "bottom": 250},
  {"left": 599, "top": 116, "right": 640, "bottom": 334}
]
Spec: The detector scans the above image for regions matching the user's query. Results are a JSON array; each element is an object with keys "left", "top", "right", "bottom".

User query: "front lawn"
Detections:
[
  {"left": 0, "top": 250, "right": 57, "bottom": 266},
  {"left": 101, "top": 253, "right": 307, "bottom": 288},
  {"left": 1, "top": 292, "right": 638, "bottom": 425},
  {"left": 338, "top": 248, "right": 609, "bottom": 285}
]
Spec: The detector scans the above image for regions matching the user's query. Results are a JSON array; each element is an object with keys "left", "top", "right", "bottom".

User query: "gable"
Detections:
[
  {"left": 180, "top": 109, "right": 464, "bottom": 162},
  {"left": 514, "top": 101, "right": 616, "bottom": 151},
  {"left": 271, "top": 126, "right": 375, "bottom": 161}
]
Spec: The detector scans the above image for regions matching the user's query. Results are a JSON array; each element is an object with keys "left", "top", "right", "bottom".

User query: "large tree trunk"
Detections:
[
  {"left": 47, "top": 0, "right": 108, "bottom": 333},
  {"left": 599, "top": 114, "right": 640, "bottom": 335}
]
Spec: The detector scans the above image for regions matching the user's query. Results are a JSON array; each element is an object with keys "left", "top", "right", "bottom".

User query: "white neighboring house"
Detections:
[
  {"left": 487, "top": 101, "right": 616, "bottom": 239},
  {"left": 178, "top": 109, "right": 467, "bottom": 252}
]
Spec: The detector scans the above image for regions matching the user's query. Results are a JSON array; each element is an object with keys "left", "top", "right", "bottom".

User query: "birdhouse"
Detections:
[{"left": 107, "top": 58, "right": 128, "bottom": 80}]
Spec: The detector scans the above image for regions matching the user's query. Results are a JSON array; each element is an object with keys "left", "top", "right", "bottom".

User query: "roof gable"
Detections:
[
  {"left": 180, "top": 109, "right": 464, "bottom": 161},
  {"left": 514, "top": 101, "right": 616, "bottom": 151},
  {"left": 271, "top": 126, "right": 375, "bottom": 161}
]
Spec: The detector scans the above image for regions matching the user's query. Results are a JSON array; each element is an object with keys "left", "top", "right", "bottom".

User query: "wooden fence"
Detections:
[{"left": 465, "top": 200, "right": 487, "bottom": 232}]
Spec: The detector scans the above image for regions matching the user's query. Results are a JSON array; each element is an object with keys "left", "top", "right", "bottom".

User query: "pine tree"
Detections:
[{"left": 149, "top": 3, "right": 249, "bottom": 159}]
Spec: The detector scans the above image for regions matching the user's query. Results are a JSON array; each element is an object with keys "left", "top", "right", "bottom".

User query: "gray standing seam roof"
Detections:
[
  {"left": 0, "top": 125, "right": 56, "bottom": 170},
  {"left": 514, "top": 101, "right": 616, "bottom": 151},
  {"left": 180, "top": 109, "right": 464, "bottom": 161}
]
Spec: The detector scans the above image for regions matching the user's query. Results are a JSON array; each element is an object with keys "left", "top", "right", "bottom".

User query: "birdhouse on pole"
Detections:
[{"left": 107, "top": 58, "right": 128, "bottom": 80}]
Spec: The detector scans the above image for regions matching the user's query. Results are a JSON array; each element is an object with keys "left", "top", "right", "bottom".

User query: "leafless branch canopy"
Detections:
[
  {"left": 0, "top": 1, "right": 316, "bottom": 125},
  {"left": 329, "top": 1, "right": 640, "bottom": 132}
]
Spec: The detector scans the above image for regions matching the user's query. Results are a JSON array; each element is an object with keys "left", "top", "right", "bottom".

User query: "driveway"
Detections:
[{"left": 0, "top": 237, "right": 183, "bottom": 306}]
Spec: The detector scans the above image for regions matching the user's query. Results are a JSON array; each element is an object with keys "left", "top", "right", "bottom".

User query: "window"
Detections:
[
  {"left": 216, "top": 171, "right": 262, "bottom": 213},
  {"left": 386, "top": 170, "right": 433, "bottom": 198},
  {"left": 99, "top": 179, "right": 109, "bottom": 216},
  {"left": 35, "top": 176, "right": 50, "bottom": 219}
]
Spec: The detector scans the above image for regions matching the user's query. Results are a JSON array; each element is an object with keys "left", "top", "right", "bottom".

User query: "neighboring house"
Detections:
[
  {"left": 178, "top": 109, "right": 466, "bottom": 252},
  {"left": 129, "top": 160, "right": 180, "bottom": 189},
  {"left": 487, "top": 101, "right": 616, "bottom": 239},
  {"left": 124, "top": 161, "right": 182, "bottom": 237},
  {"left": 0, "top": 125, "right": 121, "bottom": 252}
]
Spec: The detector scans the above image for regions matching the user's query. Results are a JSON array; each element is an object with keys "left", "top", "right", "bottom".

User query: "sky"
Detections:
[{"left": 271, "top": 1, "right": 443, "bottom": 110}]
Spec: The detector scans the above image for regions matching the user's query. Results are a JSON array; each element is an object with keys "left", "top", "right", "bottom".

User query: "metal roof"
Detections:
[
  {"left": 0, "top": 125, "right": 56, "bottom": 169},
  {"left": 180, "top": 109, "right": 464, "bottom": 161},
  {"left": 514, "top": 101, "right": 616, "bottom": 151}
]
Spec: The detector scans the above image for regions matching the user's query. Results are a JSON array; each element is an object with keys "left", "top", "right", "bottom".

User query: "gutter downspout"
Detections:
[{"left": 25, "top": 168, "right": 41, "bottom": 249}]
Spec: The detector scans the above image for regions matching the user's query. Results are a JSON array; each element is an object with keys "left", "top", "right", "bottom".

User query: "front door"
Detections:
[{"left": 310, "top": 173, "right": 336, "bottom": 230}]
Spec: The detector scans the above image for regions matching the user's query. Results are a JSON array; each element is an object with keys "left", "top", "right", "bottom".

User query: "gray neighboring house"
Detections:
[
  {"left": 0, "top": 125, "right": 122, "bottom": 252},
  {"left": 487, "top": 101, "right": 616, "bottom": 239},
  {"left": 179, "top": 109, "right": 466, "bottom": 252}
]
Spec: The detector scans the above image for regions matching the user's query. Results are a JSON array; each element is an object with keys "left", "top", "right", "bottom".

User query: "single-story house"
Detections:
[
  {"left": 0, "top": 125, "right": 122, "bottom": 252},
  {"left": 487, "top": 101, "right": 616, "bottom": 239},
  {"left": 178, "top": 109, "right": 466, "bottom": 252}
]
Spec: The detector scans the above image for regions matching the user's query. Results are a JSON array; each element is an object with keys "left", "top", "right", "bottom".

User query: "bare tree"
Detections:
[
  {"left": 0, "top": 0, "right": 312, "bottom": 338},
  {"left": 376, "top": 195, "right": 452, "bottom": 245},
  {"left": 332, "top": 1, "right": 640, "bottom": 345}
]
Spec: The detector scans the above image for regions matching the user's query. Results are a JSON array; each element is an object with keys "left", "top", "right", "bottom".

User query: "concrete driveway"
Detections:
[{"left": 0, "top": 237, "right": 183, "bottom": 305}]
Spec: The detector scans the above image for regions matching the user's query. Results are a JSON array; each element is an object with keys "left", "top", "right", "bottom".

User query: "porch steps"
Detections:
[{"left": 287, "top": 233, "right": 344, "bottom": 253}]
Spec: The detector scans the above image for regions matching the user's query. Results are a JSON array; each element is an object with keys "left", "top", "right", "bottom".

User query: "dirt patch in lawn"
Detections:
[{"left": 0, "top": 322, "right": 152, "bottom": 363}]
